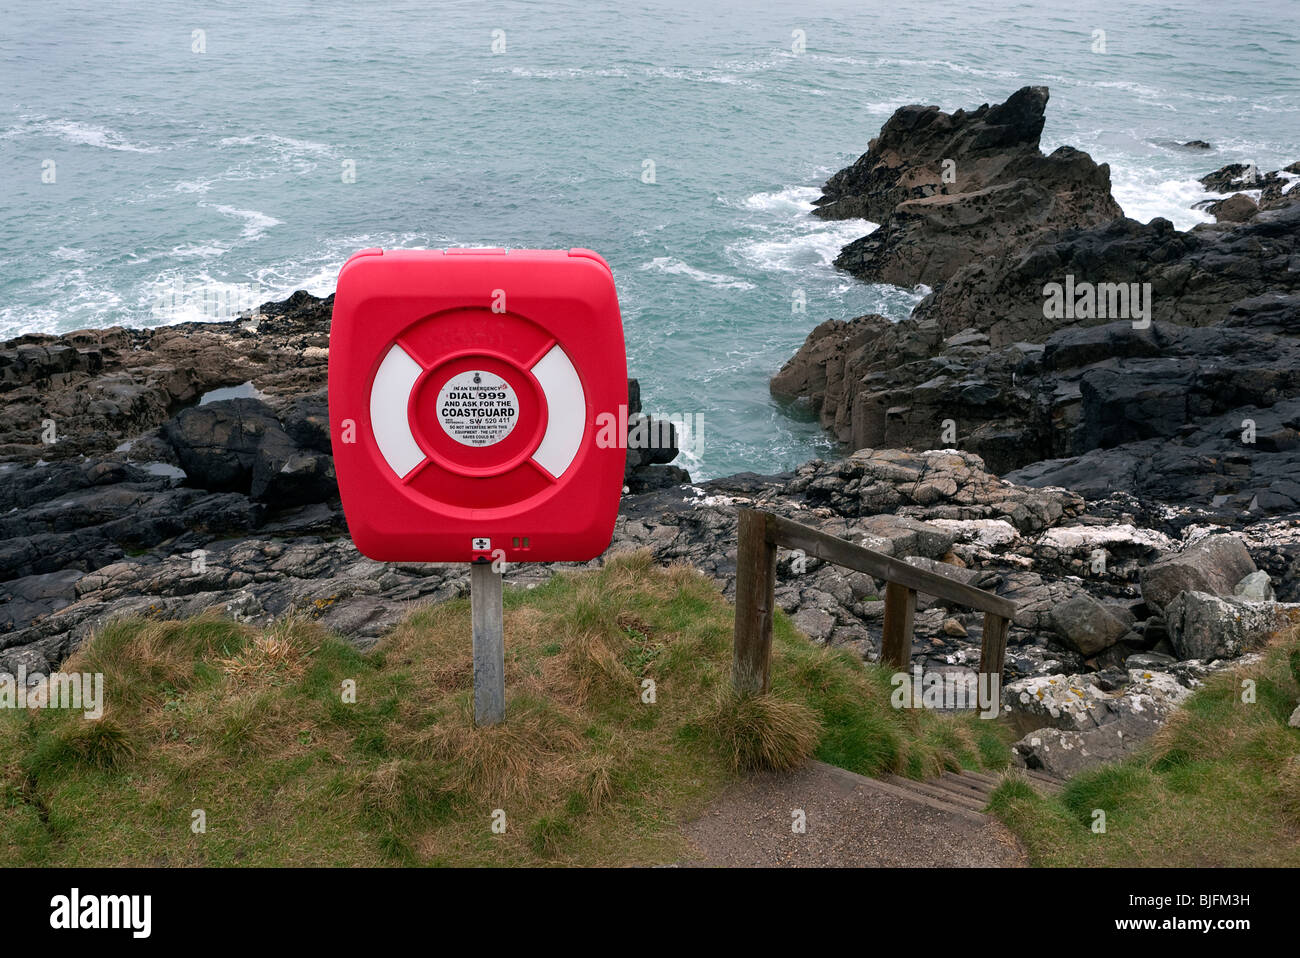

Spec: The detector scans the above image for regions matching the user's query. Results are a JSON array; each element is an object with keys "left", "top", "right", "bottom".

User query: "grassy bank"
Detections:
[
  {"left": 0, "top": 550, "right": 1004, "bottom": 867},
  {"left": 990, "top": 629, "right": 1300, "bottom": 866}
]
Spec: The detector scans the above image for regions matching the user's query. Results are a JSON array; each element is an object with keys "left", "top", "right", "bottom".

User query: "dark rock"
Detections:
[
  {"left": 1050, "top": 593, "right": 1129, "bottom": 656},
  {"left": 1203, "top": 193, "right": 1260, "bottom": 223},
  {"left": 1166, "top": 591, "right": 1299, "bottom": 659},
  {"left": 779, "top": 310, "right": 1300, "bottom": 507},
  {"left": 279, "top": 392, "right": 332, "bottom": 453},
  {"left": 1139, "top": 534, "right": 1257, "bottom": 612},
  {"left": 0, "top": 568, "right": 84, "bottom": 632},
  {"left": 250, "top": 430, "right": 338, "bottom": 506},
  {"left": 163, "top": 398, "right": 284, "bottom": 493},
  {"left": 624, "top": 465, "right": 691, "bottom": 494},
  {"left": 814, "top": 87, "right": 1122, "bottom": 289},
  {"left": 1198, "top": 161, "right": 1300, "bottom": 212},
  {"left": 914, "top": 203, "right": 1300, "bottom": 346}
]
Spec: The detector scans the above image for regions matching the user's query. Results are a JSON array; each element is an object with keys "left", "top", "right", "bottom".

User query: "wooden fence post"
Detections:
[
  {"left": 978, "top": 613, "right": 1009, "bottom": 711},
  {"left": 732, "top": 509, "right": 777, "bottom": 694},
  {"left": 880, "top": 581, "right": 916, "bottom": 669}
]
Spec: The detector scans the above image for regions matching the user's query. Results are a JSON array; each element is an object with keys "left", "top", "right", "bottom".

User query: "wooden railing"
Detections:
[{"left": 732, "top": 509, "right": 1017, "bottom": 696}]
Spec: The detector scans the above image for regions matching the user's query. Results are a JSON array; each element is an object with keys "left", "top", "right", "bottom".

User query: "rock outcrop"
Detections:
[
  {"left": 1196, "top": 160, "right": 1300, "bottom": 217},
  {"left": 1138, "top": 534, "right": 1257, "bottom": 613},
  {"left": 0, "top": 292, "right": 687, "bottom": 647},
  {"left": 1166, "top": 591, "right": 1300, "bottom": 660},
  {"left": 812, "top": 86, "right": 1122, "bottom": 289},
  {"left": 770, "top": 89, "right": 1300, "bottom": 773},
  {"left": 913, "top": 201, "right": 1300, "bottom": 345},
  {"left": 777, "top": 109, "right": 1300, "bottom": 524},
  {"left": 783, "top": 92, "right": 1300, "bottom": 512}
]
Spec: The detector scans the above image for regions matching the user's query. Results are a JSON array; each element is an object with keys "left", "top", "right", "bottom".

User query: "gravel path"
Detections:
[{"left": 681, "top": 761, "right": 1027, "bottom": 867}]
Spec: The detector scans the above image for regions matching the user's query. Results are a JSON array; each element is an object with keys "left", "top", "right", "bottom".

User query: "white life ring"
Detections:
[{"left": 368, "top": 342, "right": 585, "bottom": 481}]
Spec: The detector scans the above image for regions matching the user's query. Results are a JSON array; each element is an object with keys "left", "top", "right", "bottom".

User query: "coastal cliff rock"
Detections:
[
  {"left": 0, "top": 290, "right": 334, "bottom": 463},
  {"left": 813, "top": 86, "right": 1122, "bottom": 289},
  {"left": 763, "top": 93, "right": 1300, "bottom": 773},
  {"left": 773, "top": 310, "right": 1300, "bottom": 510},
  {"left": 0, "top": 293, "right": 685, "bottom": 635},
  {"left": 777, "top": 91, "right": 1300, "bottom": 540},
  {"left": 913, "top": 200, "right": 1300, "bottom": 345}
]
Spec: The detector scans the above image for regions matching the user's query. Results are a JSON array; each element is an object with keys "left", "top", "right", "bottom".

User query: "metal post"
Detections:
[{"left": 471, "top": 561, "right": 505, "bottom": 725}]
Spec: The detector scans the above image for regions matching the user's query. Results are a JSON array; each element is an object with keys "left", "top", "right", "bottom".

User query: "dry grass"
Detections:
[
  {"left": 0, "top": 549, "right": 1003, "bottom": 867},
  {"left": 990, "top": 626, "right": 1300, "bottom": 866},
  {"left": 217, "top": 618, "right": 316, "bottom": 680},
  {"left": 405, "top": 701, "right": 584, "bottom": 802},
  {"left": 57, "top": 714, "right": 136, "bottom": 770},
  {"left": 709, "top": 687, "right": 823, "bottom": 772}
]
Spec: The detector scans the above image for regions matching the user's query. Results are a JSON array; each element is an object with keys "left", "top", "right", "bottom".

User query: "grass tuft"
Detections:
[
  {"left": 56, "top": 715, "right": 136, "bottom": 770},
  {"left": 709, "top": 687, "right": 822, "bottom": 772}
]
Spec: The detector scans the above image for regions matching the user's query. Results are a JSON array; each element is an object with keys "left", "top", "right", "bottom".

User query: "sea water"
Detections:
[{"left": 2, "top": 0, "right": 1297, "bottom": 478}]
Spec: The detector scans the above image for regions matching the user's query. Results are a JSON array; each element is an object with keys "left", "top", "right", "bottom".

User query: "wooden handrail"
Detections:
[
  {"left": 732, "top": 509, "right": 1016, "bottom": 701},
  {"left": 763, "top": 513, "right": 1017, "bottom": 619}
]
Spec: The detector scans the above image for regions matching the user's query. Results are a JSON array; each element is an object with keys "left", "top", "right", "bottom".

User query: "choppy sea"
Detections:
[{"left": 3, "top": 0, "right": 1297, "bottom": 477}]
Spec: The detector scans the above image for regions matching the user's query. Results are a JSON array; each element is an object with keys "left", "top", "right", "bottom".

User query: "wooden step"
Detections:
[
  {"left": 928, "top": 773, "right": 990, "bottom": 803},
  {"left": 838, "top": 768, "right": 990, "bottom": 825},
  {"left": 941, "top": 771, "right": 995, "bottom": 798},
  {"left": 922, "top": 776, "right": 983, "bottom": 802},
  {"left": 883, "top": 775, "right": 987, "bottom": 812}
]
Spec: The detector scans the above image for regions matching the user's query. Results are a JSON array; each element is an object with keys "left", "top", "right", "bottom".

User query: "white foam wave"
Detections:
[
  {"left": 253, "top": 262, "right": 340, "bottom": 297},
  {"left": 139, "top": 272, "right": 264, "bottom": 325},
  {"left": 174, "top": 178, "right": 213, "bottom": 194},
  {"left": 170, "top": 242, "right": 229, "bottom": 259},
  {"left": 710, "top": 55, "right": 786, "bottom": 74},
  {"left": 217, "top": 133, "right": 334, "bottom": 155},
  {"left": 1109, "top": 170, "right": 1218, "bottom": 230},
  {"left": 639, "top": 257, "right": 755, "bottom": 290},
  {"left": 728, "top": 219, "right": 875, "bottom": 274},
  {"left": 0, "top": 269, "right": 125, "bottom": 340},
  {"left": 2, "top": 116, "right": 160, "bottom": 153},
  {"left": 739, "top": 186, "right": 820, "bottom": 215},
  {"left": 643, "top": 66, "right": 752, "bottom": 86},
  {"left": 202, "top": 204, "right": 283, "bottom": 241},
  {"left": 504, "top": 64, "right": 752, "bottom": 85},
  {"left": 245, "top": 231, "right": 457, "bottom": 296},
  {"left": 498, "top": 65, "right": 629, "bottom": 79}
]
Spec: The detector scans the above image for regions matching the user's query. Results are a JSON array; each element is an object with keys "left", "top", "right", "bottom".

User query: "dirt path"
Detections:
[{"left": 681, "top": 761, "right": 1027, "bottom": 867}]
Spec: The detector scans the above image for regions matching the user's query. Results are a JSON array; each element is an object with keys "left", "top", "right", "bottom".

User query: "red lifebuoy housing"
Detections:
[{"left": 329, "top": 248, "right": 627, "bottom": 562}]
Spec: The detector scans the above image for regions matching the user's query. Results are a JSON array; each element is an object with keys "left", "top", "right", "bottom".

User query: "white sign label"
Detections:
[{"left": 436, "top": 371, "right": 519, "bottom": 446}]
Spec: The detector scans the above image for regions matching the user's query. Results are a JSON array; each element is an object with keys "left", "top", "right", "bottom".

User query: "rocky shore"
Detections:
[
  {"left": 772, "top": 86, "right": 1300, "bottom": 768},
  {"left": 3, "top": 86, "right": 1297, "bottom": 779}
]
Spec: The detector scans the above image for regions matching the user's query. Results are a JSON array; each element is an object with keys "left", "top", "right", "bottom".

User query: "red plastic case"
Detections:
[{"left": 328, "top": 248, "right": 627, "bottom": 562}]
